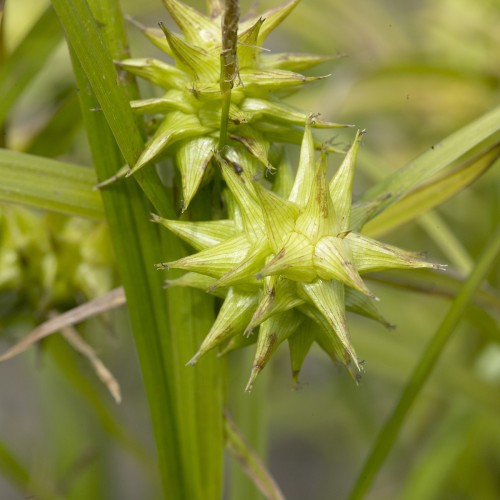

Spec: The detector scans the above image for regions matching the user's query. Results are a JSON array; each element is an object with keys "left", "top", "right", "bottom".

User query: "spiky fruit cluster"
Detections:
[
  {"left": 153, "top": 119, "right": 443, "bottom": 390},
  {"left": 120, "top": 0, "right": 348, "bottom": 209},
  {"left": 0, "top": 205, "right": 115, "bottom": 316}
]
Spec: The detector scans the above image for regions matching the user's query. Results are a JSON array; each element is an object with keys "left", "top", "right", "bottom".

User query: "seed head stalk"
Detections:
[{"left": 219, "top": 0, "right": 239, "bottom": 150}]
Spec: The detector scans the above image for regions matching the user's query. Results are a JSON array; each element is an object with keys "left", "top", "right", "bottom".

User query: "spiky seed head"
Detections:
[
  {"left": 156, "top": 126, "right": 443, "bottom": 388},
  {"left": 118, "top": 0, "right": 351, "bottom": 209}
]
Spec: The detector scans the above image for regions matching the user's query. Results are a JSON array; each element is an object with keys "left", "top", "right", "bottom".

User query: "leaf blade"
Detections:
[{"left": 0, "top": 148, "right": 103, "bottom": 219}]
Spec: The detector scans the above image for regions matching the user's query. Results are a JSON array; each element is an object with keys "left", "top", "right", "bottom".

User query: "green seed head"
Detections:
[
  {"left": 121, "top": 0, "right": 350, "bottom": 209},
  {"left": 154, "top": 119, "right": 444, "bottom": 389}
]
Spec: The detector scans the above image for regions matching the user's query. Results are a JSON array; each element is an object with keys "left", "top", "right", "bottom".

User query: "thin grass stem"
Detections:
[{"left": 349, "top": 226, "right": 500, "bottom": 499}]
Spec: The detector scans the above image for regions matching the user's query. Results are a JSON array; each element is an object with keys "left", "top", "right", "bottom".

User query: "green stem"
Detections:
[
  {"left": 225, "top": 406, "right": 284, "bottom": 500},
  {"left": 349, "top": 226, "right": 500, "bottom": 500},
  {"left": 71, "top": 52, "right": 183, "bottom": 497},
  {"left": 227, "top": 349, "right": 270, "bottom": 500},
  {"left": 218, "top": 0, "right": 239, "bottom": 150},
  {"left": 0, "top": 439, "right": 56, "bottom": 500},
  {"left": 0, "top": 6, "right": 62, "bottom": 130},
  {"left": 54, "top": 1, "right": 224, "bottom": 497}
]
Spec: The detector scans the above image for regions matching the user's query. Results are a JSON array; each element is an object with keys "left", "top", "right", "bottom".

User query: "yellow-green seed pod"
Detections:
[
  {"left": 157, "top": 124, "right": 443, "bottom": 388},
  {"left": 118, "top": 0, "right": 349, "bottom": 209}
]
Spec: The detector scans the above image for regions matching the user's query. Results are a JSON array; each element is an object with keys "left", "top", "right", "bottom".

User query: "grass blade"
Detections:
[
  {"left": 50, "top": 0, "right": 174, "bottom": 217},
  {"left": 360, "top": 105, "right": 500, "bottom": 218},
  {"left": 0, "top": 439, "right": 56, "bottom": 500},
  {"left": 364, "top": 142, "right": 500, "bottom": 237},
  {"left": 0, "top": 6, "right": 62, "bottom": 127},
  {"left": 54, "top": 0, "right": 224, "bottom": 496},
  {"left": 368, "top": 270, "right": 500, "bottom": 312},
  {"left": 0, "top": 148, "right": 103, "bottom": 218},
  {"left": 418, "top": 211, "right": 474, "bottom": 273},
  {"left": 225, "top": 410, "right": 285, "bottom": 500},
  {"left": 226, "top": 350, "right": 270, "bottom": 500},
  {"left": 25, "top": 88, "right": 82, "bottom": 157},
  {"left": 69, "top": 47, "right": 185, "bottom": 498},
  {"left": 348, "top": 226, "right": 500, "bottom": 500}
]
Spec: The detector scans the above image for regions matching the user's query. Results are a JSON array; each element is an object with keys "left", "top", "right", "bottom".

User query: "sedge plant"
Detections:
[{"left": 0, "top": 0, "right": 499, "bottom": 499}]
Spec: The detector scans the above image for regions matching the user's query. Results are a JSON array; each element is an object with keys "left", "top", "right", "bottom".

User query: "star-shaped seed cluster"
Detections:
[
  {"left": 153, "top": 119, "right": 443, "bottom": 389},
  {"left": 120, "top": 0, "right": 349, "bottom": 209}
]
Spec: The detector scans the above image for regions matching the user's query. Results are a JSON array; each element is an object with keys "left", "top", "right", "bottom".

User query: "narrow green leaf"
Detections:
[
  {"left": 0, "top": 6, "right": 62, "bottom": 126},
  {"left": 50, "top": 0, "right": 175, "bottom": 218},
  {"left": 225, "top": 410, "right": 285, "bottom": 500},
  {"left": 25, "top": 87, "right": 82, "bottom": 157},
  {"left": 399, "top": 405, "right": 472, "bottom": 500},
  {"left": 59, "top": 1, "right": 224, "bottom": 498},
  {"left": 360, "top": 105, "right": 500, "bottom": 218},
  {"left": 50, "top": 0, "right": 142, "bottom": 164},
  {"left": 367, "top": 270, "right": 500, "bottom": 313},
  {"left": 0, "top": 439, "right": 56, "bottom": 500},
  {"left": 0, "top": 148, "right": 103, "bottom": 219},
  {"left": 418, "top": 211, "right": 474, "bottom": 274},
  {"left": 349, "top": 226, "right": 500, "bottom": 500},
  {"left": 364, "top": 142, "right": 500, "bottom": 237},
  {"left": 71, "top": 49, "right": 185, "bottom": 497}
]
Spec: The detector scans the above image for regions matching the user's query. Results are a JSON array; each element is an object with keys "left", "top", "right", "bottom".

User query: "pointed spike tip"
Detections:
[
  {"left": 243, "top": 325, "right": 255, "bottom": 337},
  {"left": 245, "top": 368, "right": 259, "bottom": 392},
  {"left": 158, "top": 21, "right": 168, "bottom": 38},
  {"left": 94, "top": 165, "right": 131, "bottom": 189},
  {"left": 434, "top": 263, "right": 448, "bottom": 271},
  {"left": 291, "top": 374, "right": 304, "bottom": 391},
  {"left": 155, "top": 262, "right": 170, "bottom": 270},
  {"left": 186, "top": 351, "right": 201, "bottom": 366}
]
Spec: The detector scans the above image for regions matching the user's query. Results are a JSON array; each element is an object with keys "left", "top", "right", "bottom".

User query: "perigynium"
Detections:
[
  {"left": 119, "top": 0, "right": 350, "bottom": 210},
  {"left": 153, "top": 117, "right": 445, "bottom": 390}
]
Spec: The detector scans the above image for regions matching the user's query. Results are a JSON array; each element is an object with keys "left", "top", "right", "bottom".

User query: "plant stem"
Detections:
[
  {"left": 218, "top": 0, "right": 239, "bottom": 150},
  {"left": 227, "top": 349, "right": 270, "bottom": 500},
  {"left": 349, "top": 226, "right": 500, "bottom": 500},
  {"left": 54, "top": 0, "right": 224, "bottom": 497}
]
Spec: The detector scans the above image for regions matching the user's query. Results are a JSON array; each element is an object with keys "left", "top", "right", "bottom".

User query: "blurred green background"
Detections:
[{"left": 1, "top": 0, "right": 499, "bottom": 498}]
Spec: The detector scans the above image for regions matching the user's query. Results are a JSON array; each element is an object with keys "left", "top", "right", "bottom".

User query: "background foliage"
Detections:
[{"left": 0, "top": 0, "right": 499, "bottom": 499}]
